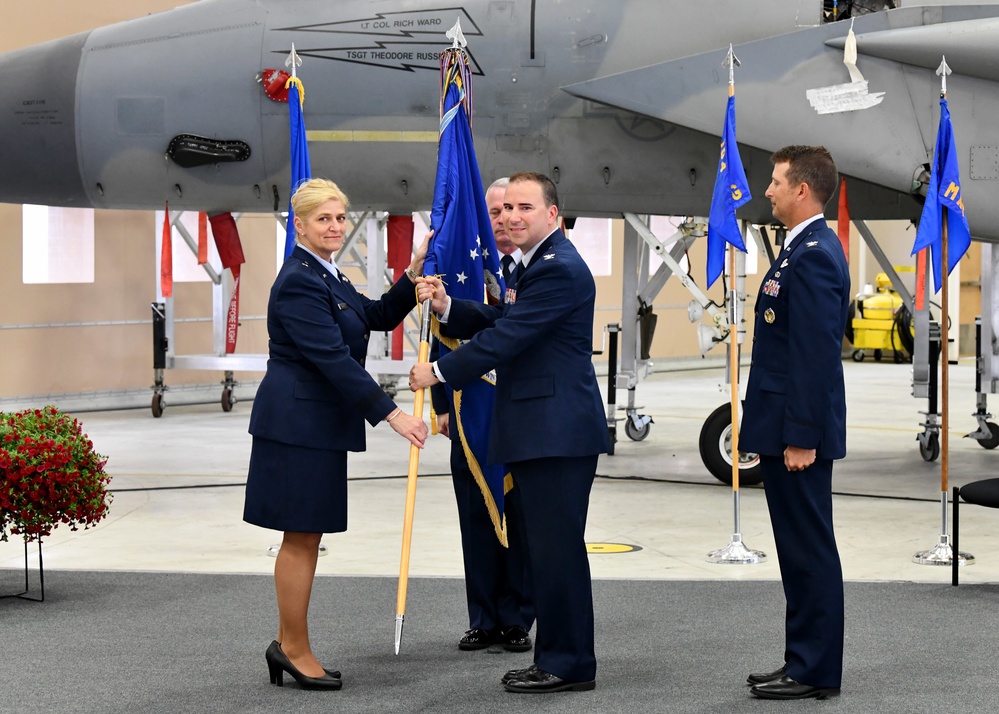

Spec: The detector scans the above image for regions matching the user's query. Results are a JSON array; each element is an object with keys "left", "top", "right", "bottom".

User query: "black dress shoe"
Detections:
[
  {"left": 458, "top": 628, "right": 494, "bottom": 650},
  {"left": 503, "top": 668, "right": 596, "bottom": 693},
  {"left": 498, "top": 625, "right": 533, "bottom": 652},
  {"left": 750, "top": 674, "right": 839, "bottom": 700},
  {"left": 746, "top": 664, "right": 787, "bottom": 685},
  {"left": 270, "top": 641, "right": 341, "bottom": 680},
  {"left": 265, "top": 641, "right": 342, "bottom": 690},
  {"left": 501, "top": 663, "right": 538, "bottom": 684}
]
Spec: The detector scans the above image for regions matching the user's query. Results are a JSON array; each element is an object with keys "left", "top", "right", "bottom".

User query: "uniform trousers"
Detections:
[
  {"left": 506, "top": 455, "right": 597, "bottom": 682},
  {"left": 761, "top": 454, "right": 844, "bottom": 689},
  {"left": 450, "top": 443, "right": 533, "bottom": 632}
]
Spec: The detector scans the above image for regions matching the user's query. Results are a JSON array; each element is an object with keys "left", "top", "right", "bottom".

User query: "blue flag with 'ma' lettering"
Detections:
[
  {"left": 911, "top": 97, "right": 971, "bottom": 293},
  {"left": 706, "top": 93, "right": 751, "bottom": 287},
  {"left": 425, "top": 64, "right": 509, "bottom": 545}
]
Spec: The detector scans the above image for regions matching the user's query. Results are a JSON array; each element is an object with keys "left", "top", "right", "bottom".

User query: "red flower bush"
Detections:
[{"left": 0, "top": 406, "right": 112, "bottom": 542}]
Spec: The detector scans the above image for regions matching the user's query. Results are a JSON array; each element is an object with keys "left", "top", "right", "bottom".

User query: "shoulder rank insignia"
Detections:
[
  {"left": 806, "top": 240, "right": 818, "bottom": 247},
  {"left": 764, "top": 307, "right": 776, "bottom": 324}
]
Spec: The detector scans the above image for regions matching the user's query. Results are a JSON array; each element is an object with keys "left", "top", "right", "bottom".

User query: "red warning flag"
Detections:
[
  {"left": 197, "top": 212, "right": 208, "bottom": 265},
  {"left": 160, "top": 203, "right": 173, "bottom": 298},
  {"left": 837, "top": 176, "right": 850, "bottom": 261},
  {"left": 208, "top": 213, "right": 246, "bottom": 353}
]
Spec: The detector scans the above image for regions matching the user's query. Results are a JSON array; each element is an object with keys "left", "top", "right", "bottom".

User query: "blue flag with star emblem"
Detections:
[
  {"left": 425, "top": 56, "right": 509, "bottom": 545},
  {"left": 706, "top": 92, "right": 751, "bottom": 288},
  {"left": 911, "top": 97, "right": 971, "bottom": 294}
]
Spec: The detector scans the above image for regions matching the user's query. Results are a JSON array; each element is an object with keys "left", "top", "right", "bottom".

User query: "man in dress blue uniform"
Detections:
[
  {"left": 410, "top": 171, "right": 610, "bottom": 693},
  {"left": 740, "top": 146, "right": 850, "bottom": 700}
]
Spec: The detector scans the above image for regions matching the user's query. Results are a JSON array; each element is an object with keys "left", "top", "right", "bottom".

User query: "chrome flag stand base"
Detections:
[
  {"left": 913, "top": 493, "right": 973, "bottom": 566},
  {"left": 707, "top": 491, "right": 766, "bottom": 564},
  {"left": 913, "top": 534, "right": 973, "bottom": 566},
  {"left": 707, "top": 532, "right": 767, "bottom": 564}
]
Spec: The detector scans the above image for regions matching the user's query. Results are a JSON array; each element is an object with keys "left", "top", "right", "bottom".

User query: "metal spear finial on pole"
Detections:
[
  {"left": 446, "top": 18, "right": 467, "bottom": 49},
  {"left": 937, "top": 55, "right": 951, "bottom": 98},
  {"left": 723, "top": 44, "right": 740, "bottom": 87},
  {"left": 285, "top": 43, "right": 302, "bottom": 79}
]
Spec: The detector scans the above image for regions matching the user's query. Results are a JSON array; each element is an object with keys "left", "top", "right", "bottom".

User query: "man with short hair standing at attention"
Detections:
[
  {"left": 741, "top": 145, "right": 850, "bottom": 701},
  {"left": 410, "top": 171, "right": 610, "bottom": 693}
]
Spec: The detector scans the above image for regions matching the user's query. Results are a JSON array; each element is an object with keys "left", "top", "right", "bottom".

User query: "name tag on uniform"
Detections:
[{"left": 336, "top": 302, "right": 348, "bottom": 310}]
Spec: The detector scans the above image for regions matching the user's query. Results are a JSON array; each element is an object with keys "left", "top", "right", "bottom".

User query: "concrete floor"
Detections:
[{"left": 3, "top": 358, "right": 998, "bottom": 586}]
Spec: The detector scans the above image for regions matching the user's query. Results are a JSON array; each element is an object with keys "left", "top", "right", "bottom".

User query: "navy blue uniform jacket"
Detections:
[
  {"left": 740, "top": 219, "right": 850, "bottom": 459},
  {"left": 436, "top": 229, "right": 611, "bottom": 465},
  {"left": 248, "top": 245, "right": 416, "bottom": 452}
]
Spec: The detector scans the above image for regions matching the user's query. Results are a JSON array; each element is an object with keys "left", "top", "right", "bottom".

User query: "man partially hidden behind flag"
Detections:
[
  {"left": 423, "top": 48, "right": 534, "bottom": 652},
  {"left": 911, "top": 96, "right": 971, "bottom": 292},
  {"left": 706, "top": 85, "right": 752, "bottom": 288}
]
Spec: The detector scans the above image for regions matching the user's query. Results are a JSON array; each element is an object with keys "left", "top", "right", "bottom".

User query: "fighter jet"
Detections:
[{"left": 0, "top": 0, "right": 930, "bottom": 228}]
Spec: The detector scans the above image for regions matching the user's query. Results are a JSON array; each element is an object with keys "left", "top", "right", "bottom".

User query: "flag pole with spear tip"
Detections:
[
  {"left": 706, "top": 45, "right": 765, "bottom": 566},
  {"left": 394, "top": 298, "right": 433, "bottom": 655},
  {"left": 913, "top": 56, "right": 973, "bottom": 568},
  {"left": 395, "top": 18, "right": 471, "bottom": 655}
]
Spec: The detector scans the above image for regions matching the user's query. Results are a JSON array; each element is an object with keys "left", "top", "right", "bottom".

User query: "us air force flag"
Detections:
[
  {"left": 911, "top": 97, "right": 971, "bottom": 294},
  {"left": 706, "top": 92, "right": 751, "bottom": 288},
  {"left": 283, "top": 77, "right": 311, "bottom": 259},
  {"left": 425, "top": 62, "right": 509, "bottom": 545}
]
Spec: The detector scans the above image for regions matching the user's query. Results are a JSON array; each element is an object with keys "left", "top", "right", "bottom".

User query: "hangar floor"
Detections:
[{"left": 3, "top": 357, "right": 997, "bottom": 585}]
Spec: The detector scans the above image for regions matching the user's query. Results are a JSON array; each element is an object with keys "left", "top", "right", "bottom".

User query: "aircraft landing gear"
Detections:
[
  {"left": 917, "top": 429, "right": 940, "bottom": 462},
  {"left": 966, "top": 317, "right": 999, "bottom": 449},
  {"left": 151, "top": 385, "right": 166, "bottom": 418},
  {"left": 151, "top": 302, "right": 168, "bottom": 418},
  {"left": 698, "top": 403, "right": 762, "bottom": 486},
  {"left": 220, "top": 371, "right": 237, "bottom": 412},
  {"left": 624, "top": 411, "right": 653, "bottom": 441}
]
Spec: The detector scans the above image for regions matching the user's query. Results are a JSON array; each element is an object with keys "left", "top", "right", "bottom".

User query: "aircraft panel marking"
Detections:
[
  {"left": 275, "top": 8, "right": 482, "bottom": 39},
  {"left": 272, "top": 8, "right": 483, "bottom": 74},
  {"left": 307, "top": 130, "right": 438, "bottom": 143}
]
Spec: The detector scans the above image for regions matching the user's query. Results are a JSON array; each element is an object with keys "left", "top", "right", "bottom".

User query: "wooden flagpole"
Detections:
[{"left": 395, "top": 300, "right": 432, "bottom": 654}]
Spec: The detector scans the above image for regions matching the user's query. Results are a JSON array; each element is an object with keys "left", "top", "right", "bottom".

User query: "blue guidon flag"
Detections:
[
  {"left": 283, "top": 73, "right": 311, "bottom": 259},
  {"left": 424, "top": 47, "right": 509, "bottom": 545},
  {"left": 911, "top": 96, "right": 971, "bottom": 293},
  {"left": 706, "top": 88, "right": 751, "bottom": 288}
]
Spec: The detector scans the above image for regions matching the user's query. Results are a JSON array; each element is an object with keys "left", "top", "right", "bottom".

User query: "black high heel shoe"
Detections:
[
  {"left": 265, "top": 641, "right": 342, "bottom": 690},
  {"left": 268, "top": 641, "right": 341, "bottom": 679}
]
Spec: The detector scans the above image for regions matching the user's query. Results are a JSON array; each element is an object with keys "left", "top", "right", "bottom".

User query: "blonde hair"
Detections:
[{"left": 291, "top": 178, "right": 350, "bottom": 220}]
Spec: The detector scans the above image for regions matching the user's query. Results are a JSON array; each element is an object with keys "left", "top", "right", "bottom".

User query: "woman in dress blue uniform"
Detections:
[{"left": 243, "top": 178, "right": 429, "bottom": 690}]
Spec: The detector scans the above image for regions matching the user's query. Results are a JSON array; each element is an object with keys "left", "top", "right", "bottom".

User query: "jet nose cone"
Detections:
[{"left": 0, "top": 33, "right": 91, "bottom": 207}]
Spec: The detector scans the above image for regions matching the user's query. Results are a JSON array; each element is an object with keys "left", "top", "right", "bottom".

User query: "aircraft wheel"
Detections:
[
  {"left": 920, "top": 432, "right": 940, "bottom": 462},
  {"left": 874, "top": 349, "right": 883, "bottom": 362},
  {"left": 221, "top": 387, "right": 235, "bottom": 412},
  {"left": 977, "top": 422, "right": 999, "bottom": 450},
  {"left": 624, "top": 417, "right": 651, "bottom": 441},
  {"left": 852, "top": 350, "right": 865, "bottom": 362},
  {"left": 698, "top": 403, "right": 763, "bottom": 486},
  {"left": 151, "top": 393, "right": 164, "bottom": 418}
]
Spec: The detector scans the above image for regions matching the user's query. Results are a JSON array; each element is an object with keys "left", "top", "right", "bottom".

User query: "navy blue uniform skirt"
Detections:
[{"left": 243, "top": 436, "right": 348, "bottom": 534}]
